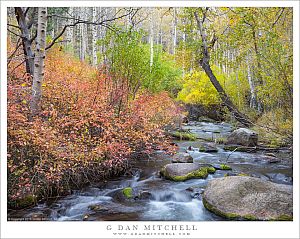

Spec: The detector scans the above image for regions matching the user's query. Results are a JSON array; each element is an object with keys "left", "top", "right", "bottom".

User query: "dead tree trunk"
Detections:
[{"left": 194, "top": 10, "right": 252, "bottom": 127}]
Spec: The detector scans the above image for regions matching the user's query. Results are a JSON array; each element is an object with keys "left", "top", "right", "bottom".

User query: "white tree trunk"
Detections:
[
  {"left": 31, "top": 7, "right": 47, "bottom": 116},
  {"left": 92, "top": 7, "right": 98, "bottom": 66},
  {"left": 149, "top": 8, "right": 154, "bottom": 71},
  {"left": 80, "top": 8, "right": 87, "bottom": 61},
  {"left": 66, "top": 7, "right": 74, "bottom": 47},
  {"left": 246, "top": 53, "right": 257, "bottom": 108},
  {"left": 172, "top": 8, "right": 177, "bottom": 55}
]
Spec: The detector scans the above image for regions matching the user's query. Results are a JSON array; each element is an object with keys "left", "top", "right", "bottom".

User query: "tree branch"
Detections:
[
  {"left": 7, "top": 28, "right": 22, "bottom": 38},
  {"left": 7, "top": 23, "right": 21, "bottom": 29},
  {"left": 194, "top": 10, "right": 209, "bottom": 58},
  {"left": 7, "top": 38, "right": 22, "bottom": 65},
  {"left": 46, "top": 8, "right": 138, "bottom": 51},
  {"left": 272, "top": 8, "right": 285, "bottom": 28}
]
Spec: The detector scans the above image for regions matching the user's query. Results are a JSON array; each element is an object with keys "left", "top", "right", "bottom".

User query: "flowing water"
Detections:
[{"left": 7, "top": 121, "right": 293, "bottom": 221}]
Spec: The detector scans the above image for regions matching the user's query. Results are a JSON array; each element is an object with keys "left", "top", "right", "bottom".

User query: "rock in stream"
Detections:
[{"left": 202, "top": 176, "right": 293, "bottom": 221}]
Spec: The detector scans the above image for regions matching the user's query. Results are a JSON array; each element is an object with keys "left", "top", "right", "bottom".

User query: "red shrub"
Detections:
[{"left": 7, "top": 47, "right": 180, "bottom": 207}]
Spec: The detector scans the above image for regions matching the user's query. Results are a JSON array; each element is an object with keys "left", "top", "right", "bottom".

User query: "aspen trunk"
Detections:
[
  {"left": 149, "top": 8, "right": 154, "bottom": 71},
  {"left": 80, "top": 8, "right": 87, "bottom": 61},
  {"left": 92, "top": 7, "right": 98, "bottom": 66},
  {"left": 172, "top": 8, "right": 177, "bottom": 55},
  {"left": 66, "top": 7, "right": 74, "bottom": 47},
  {"left": 30, "top": 7, "right": 47, "bottom": 116},
  {"left": 246, "top": 53, "right": 258, "bottom": 109}
]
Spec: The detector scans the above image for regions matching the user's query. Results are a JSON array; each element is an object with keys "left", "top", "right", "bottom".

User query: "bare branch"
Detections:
[
  {"left": 46, "top": 8, "right": 138, "bottom": 51},
  {"left": 7, "top": 28, "right": 22, "bottom": 38},
  {"left": 7, "top": 23, "right": 21, "bottom": 29},
  {"left": 7, "top": 38, "right": 22, "bottom": 65},
  {"left": 272, "top": 8, "right": 285, "bottom": 28},
  {"left": 9, "top": 59, "right": 26, "bottom": 75}
]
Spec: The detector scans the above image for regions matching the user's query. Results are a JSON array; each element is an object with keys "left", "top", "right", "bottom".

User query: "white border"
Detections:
[{"left": 1, "top": 1, "right": 299, "bottom": 239}]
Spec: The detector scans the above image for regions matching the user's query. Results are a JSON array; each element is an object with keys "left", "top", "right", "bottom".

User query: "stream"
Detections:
[{"left": 8, "top": 121, "right": 293, "bottom": 221}]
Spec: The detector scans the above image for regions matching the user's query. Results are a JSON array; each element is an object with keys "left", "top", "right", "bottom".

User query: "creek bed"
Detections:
[{"left": 7, "top": 121, "right": 293, "bottom": 221}]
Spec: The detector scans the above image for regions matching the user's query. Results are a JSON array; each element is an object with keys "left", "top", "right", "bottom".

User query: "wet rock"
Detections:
[
  {"left": 185, "top": 187, "right": 194, "bottom": 192},
  {"left": 226, "top": 128, "right": 258, "bottom": 147},
  {"left": 88, "top": 204, "right": 101, "bottom": 211},
  {"left": 171, "top": 152, "right": 193, "bottom": 163},
  {"left": 266, "top": 173, "right": 293, "bottom": 185},
  {"left": 264, "top": 156, "right": 281, "bottom": 164},
  {"left": 265, "top": 153, "right": 277, "bottom": 158},
  {"left": 198, "top": 142, "right": 218, "bottom": 152},
  {"left": 191, "top": 192, "right": 201, "bottom": 199},
  {"left": 203, "top": 176, "right": 293, "bottom": 221},
  {"left": 107, "top": 188, "right": 136, "bottom": 205},
  {"left": 137, "top": 190, "right": 152, "bottom": 200},
  {"left": 160, "top": 163, "right": 215, "bottom": 181}
]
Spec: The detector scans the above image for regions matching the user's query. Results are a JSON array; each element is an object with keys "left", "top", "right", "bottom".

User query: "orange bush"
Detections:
[{"left": 7, "top": 47, "right": 180, "bottom": 207}]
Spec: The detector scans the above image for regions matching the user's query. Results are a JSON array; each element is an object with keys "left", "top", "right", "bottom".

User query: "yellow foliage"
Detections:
[{"left": 177, "top": 71, "right": 221, "bottom": 105}]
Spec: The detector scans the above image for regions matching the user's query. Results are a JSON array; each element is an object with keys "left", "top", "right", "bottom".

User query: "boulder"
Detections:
[
  {"left": 226, "top": 128, "right": 258, "bottom": 147},
  {"left": 160, "top": 163, "right": 215, "bottom": 181},
  {"left": 198, "top": 142, "right": 218, "bottom": 152},
  {"left": 171, "top": 152, "right": 193, "bottom": 163},
  {"left": 202, "top": 176, "right": 293, "bottom": 221}
]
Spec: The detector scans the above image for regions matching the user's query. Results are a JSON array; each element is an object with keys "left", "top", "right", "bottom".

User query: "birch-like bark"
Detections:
[
  {"left": 246, "top": 53, "right": 257, "bottom": 109},
  {"left": 172, "top": 7, "right": 177, "bottom": 55},
  {"left": 66, "top": 7, "right": 74, "bottom": 47},
  {"left": 30, "top": 7, "right": 47, "bottom": 116},
  {"left": 92, "top": 7, "right": 98, "bottom": 66},
  {"left": 80, "top": 8, "right": 87, "bottom": 61},
  {"left": 149, "top": 8, "right": 154, "bottom": 71}
]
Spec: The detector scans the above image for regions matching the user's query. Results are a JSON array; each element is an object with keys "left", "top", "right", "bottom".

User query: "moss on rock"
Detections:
[
  {"left": 220, "top": 164, "right": 232, "bottom": 170},
  {"left": 275, "top": 214, "right": 293, "bottom": 221},
  {"left": 171, "top": 131, "right": 197, "bottom": 141},
  {"left": 244, "top": 214, "right": 257, "bottom": 220},
  {"left": 161, "top": 167, "right": 217, "bottom": 182},
  {"left": 122, "top": 187, "right": 133, "bottom": 198},
  {"left": 207, "top": 167, "right": 216, "bottom": 174}
]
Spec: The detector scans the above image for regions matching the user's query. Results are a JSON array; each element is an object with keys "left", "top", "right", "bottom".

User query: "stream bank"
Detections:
[{"left": 7, "top": 121, "right": 293, "bottom": 221}]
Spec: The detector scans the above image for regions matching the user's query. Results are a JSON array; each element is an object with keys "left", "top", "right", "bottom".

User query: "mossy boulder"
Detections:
[
  {"left": 202, "top": 176, "right": 293, "bottom": 221},
  {"left": 160, "top": 163, "right": 215, "bottom": 182}
]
